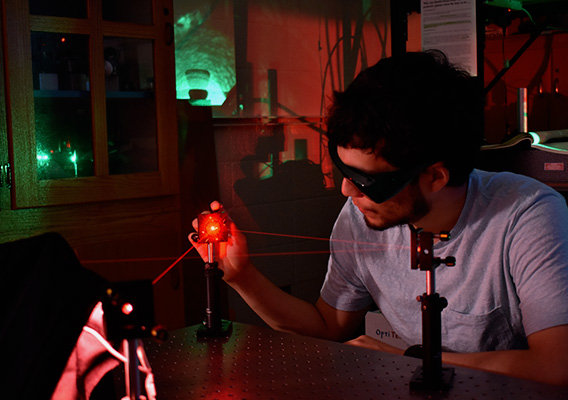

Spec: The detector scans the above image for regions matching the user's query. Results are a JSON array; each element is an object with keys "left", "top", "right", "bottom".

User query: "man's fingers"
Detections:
[{"left": 210, "top": 200, "right": 221, "bottom": 212}]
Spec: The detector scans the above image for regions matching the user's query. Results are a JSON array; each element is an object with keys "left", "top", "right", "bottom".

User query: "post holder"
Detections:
[
  {"left": 409, "top": 227, "right": 455, "bottom": 391},
  {"left": 195, "top": 238, "right": 232, "bottom": 338}
]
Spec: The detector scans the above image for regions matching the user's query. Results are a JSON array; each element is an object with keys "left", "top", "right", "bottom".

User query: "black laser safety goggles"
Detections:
[{"left": 328, "top": 140, "right": 430, "bottom": 204}]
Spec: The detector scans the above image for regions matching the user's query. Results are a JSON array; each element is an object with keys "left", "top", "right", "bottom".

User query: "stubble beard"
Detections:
[{"left": 363, "top": 185, "right": 431, "bottom": 231}]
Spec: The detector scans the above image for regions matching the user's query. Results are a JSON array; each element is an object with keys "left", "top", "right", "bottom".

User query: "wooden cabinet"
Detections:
[
  {"left": 1, "top": 1, "right": 188, "bottom": 330},
  {"left": 3, "top": 0, "right": 178, "bottom": 208}
]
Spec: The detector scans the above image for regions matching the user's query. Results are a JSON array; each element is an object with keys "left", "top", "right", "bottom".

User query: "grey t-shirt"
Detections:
[{"left": 321, "top": 169, "right": 568, "bottom": 353}]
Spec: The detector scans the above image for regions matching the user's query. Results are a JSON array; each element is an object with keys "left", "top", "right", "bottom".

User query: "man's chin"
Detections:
[{"left": 363, "top": 215, "right": 407, "bottom": 232}]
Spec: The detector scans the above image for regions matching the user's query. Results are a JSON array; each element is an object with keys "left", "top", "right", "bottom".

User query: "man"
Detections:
[{"left": 190, "top": 51, "right": 568, "bottom": 386}]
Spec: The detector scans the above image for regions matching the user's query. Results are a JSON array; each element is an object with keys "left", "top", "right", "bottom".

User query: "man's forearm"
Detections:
[
  {"left": 347, "top": 327, "right": 568, "bottom": 386},
  {"left": 442, "top": 325, "right": 568, "bottom": 386},
  {"left": 442, "top": 346, "right": 568, "bottom": 386},
  {"left": 228, "top": 264, "right": 332, "bottom": 339}
]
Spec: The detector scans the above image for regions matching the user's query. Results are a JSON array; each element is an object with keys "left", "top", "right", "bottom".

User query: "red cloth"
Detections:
[{"left": 51, "top": 303, "right": 120, "bottom": 400}]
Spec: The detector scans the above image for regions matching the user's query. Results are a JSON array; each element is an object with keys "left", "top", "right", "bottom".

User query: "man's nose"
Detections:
[{"left": 341, "top": 178, "right": 364, "bottom": 198}]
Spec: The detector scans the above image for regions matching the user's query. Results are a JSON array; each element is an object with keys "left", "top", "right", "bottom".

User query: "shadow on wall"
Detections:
[
  {"left": 225, "top": 127, "right": 346, "bottom": 325},
  {"left": 233, "top": 126, "right": 345, "bottom": 243}
]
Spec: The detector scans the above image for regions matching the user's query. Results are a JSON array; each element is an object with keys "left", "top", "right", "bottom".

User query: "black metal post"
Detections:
[
  {"left": 197, "top": 243, "right": 233, "bottom": 338},
  {"left": 410, "top": 228, "right": 454, "bottom": 391}
]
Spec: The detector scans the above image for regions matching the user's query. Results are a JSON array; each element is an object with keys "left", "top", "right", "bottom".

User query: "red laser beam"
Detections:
[
  {"left": 80, "top": 246, "right": 392, "bottom": 266},
  {"left": 240, "top": 230, "right": 408, "bottom": 250},
  {"left": 248, "top": 250, "right": 331, "bottom": 257},
  {"left": 79, "top": 229, "right": 410, "bottom": 286},
  {"left": 246, "top": 247, "right": 406, "bottom": 258},
  {"left": 240, "top": 230, "right": 330, "bottom": 242},
  {"left": 152, "top": 246, "right": 194, "bottom": 285},
  {"left": 81, "top": 255, "right": 202, "bottom": 264}
]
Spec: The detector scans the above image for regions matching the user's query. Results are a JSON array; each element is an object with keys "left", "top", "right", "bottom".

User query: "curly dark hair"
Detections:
[{"left": 325, "top": 50, "right": 483, "bottom": 186}]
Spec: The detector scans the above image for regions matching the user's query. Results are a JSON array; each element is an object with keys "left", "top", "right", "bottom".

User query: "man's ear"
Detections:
[{"left": 422, "top": 162, "right": 450, "bottom": 193}]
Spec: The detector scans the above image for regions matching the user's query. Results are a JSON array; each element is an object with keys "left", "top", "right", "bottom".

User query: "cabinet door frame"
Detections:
[{"left": 3, "top": 0, "right": 178, "bottom": 208}]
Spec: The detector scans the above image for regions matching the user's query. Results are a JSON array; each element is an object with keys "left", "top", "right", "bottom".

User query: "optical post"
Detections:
[
  {"left": 104, "top": 281, "right": 166, "bottom": 400},
  {"left": 409, "top": 227, "right": 455, "bottom": 391},
  {"left": 195, "top": 211, "right": 233, "bottom": 338}
]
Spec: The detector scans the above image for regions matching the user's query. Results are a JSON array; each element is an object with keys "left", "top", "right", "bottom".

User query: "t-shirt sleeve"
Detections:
[
  {"left": 320, "top": 203, "right": 374, "bottom": 311},
  {"left": 508, "top": 188, "right": 568, "bottom": 336}
]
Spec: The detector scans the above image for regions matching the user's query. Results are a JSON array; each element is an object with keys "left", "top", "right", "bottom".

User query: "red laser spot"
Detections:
[
  {"left": 121, "top": 302, "right": 134, "bottom": 315},
  {"left": 197, "top": 212, "right": 229, "bottom": 243}
]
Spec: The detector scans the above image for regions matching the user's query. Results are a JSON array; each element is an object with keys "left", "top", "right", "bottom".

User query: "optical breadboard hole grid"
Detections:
[{"left": 128, "top": 324, "right": 565, "bottom": 400}]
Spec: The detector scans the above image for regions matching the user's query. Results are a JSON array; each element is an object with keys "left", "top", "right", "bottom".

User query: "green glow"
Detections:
[
  {"left": 71, "top": 150, "right": 78, "bottom": 177},
  {"left": 37, "top": 154, "right": 50, "bottom": 161},
  {"left": 529, "top": 131, "right": 568, "bottom": 153},
  {"left": 484, "top": 0, "right": 523, "bottom": 11},
  {"left": 177, "top": 79, "right": 228, "bottom": 106},
  {"left": 532, "top": 143, "right": 568, "bottom": 153},
  {"left": 259, "top": 155, "right": 274, "bottom": 180},
  {"left": 173, "top": 8, "right": 236, "bottom": 106},
  {"left": 528, "top": 132, "right": 540, "bottom": 145}
]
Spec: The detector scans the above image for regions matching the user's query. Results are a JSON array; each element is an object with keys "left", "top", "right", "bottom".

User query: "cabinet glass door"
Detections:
[
  {"left": 29, "top": 0, "right": 87, "bottom": 19},
  {"left": 31, "top": 32, "right": 94, "bottom": 180},
  {"left": 104, "top": 37, "right": 158, "bottom": 175},
  {"left": 102, "top": 0, "right": 153, "bottom": 24},
  {"left": 4, "top": 0, "right": 178, "bottom": 208}
]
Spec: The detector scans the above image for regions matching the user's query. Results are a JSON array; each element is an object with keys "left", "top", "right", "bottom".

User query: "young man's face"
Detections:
[{"left": 337, "top": 146, "right": 430, "bottom": 231}]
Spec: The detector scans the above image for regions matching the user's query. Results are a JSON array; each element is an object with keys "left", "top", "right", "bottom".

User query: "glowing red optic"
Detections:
[
  {"left": 121, "top": 302, "right": 134, "bottom": 315},
  {"left": 197, "top": 212, "right": 229, "bottom": 243}
]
